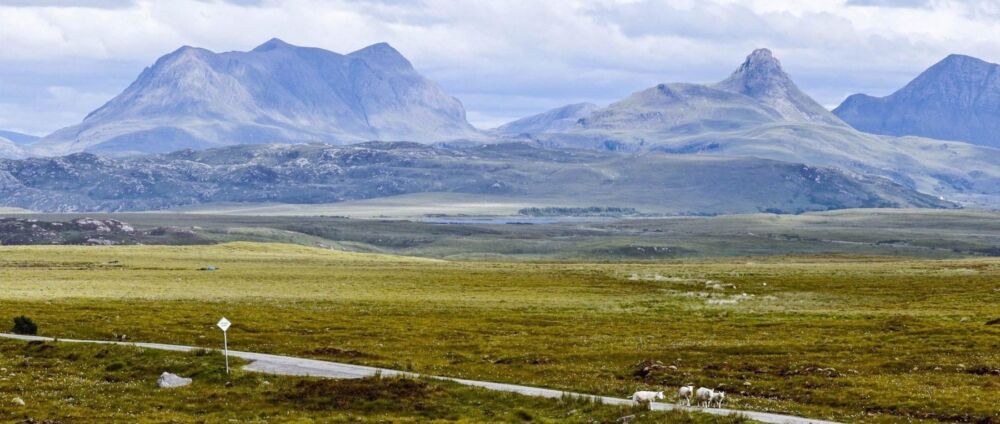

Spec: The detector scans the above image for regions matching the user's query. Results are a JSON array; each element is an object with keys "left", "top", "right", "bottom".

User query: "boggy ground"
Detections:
[{"left": 0, "top": 243, "right": 997, "bottom": 422}]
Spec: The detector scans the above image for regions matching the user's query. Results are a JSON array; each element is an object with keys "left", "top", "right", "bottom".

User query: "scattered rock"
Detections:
[
  {"left": 12, "top": 396, "right": 25, "bottom": 406},
  {"left": 616, "top": 414, "right": 636, "bottom": 423},
  {"left": 633, "top": 359, "right": 668, "bottom": 378},
  {"left": 157, "top": 372, "right": 192, "bottom": 388}
]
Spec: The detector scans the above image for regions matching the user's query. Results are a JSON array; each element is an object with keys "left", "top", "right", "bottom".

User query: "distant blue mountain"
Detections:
[
  {"left": 0, "top": 130, "right": 39, "bottom": 145},
  {"left": 834, "top": 54, "right": 1000, "bottom": 148},
  {"left": 0, "top": 131, "right": 36, "bottom": 159},
  {"left": 492, "top": 102, "right": 598, "bottom": 136},
  {"left": 33, "top": 39, "right": 481, "bottom": 155}
]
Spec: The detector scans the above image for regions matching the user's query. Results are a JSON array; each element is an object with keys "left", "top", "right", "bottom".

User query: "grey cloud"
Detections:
[
  {"left": 0, "top": 0, "right": 137, "bottom": 8},
  {"left": 845, "top": 0, "right": 933, "bottom": 8}
]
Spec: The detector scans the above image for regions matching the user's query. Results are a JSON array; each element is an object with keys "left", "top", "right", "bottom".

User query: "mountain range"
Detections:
[
  {"left": 0, "top": 142, "right": 949, "bottom": 213},
  {"left": 30, "top": 39, "right": 480, "bottom": 156},
  {"left": 499, "top": 49, "right": 1000, "bottom": 208},
  {"left": 2, "top": 41, "right": 999, "bottom": 213},
  {"left": 833, "top": 54, "right": 1000, "bottom": 149}
]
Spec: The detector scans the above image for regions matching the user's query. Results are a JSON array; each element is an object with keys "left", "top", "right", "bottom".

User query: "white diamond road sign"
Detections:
[{"left": 217, "top": 317, "right": 231, "bottom": 332}]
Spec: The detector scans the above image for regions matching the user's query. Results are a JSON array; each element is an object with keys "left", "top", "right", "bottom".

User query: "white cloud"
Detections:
[{"left": 0, "top": 0, "right": 999, "bottom": 133}]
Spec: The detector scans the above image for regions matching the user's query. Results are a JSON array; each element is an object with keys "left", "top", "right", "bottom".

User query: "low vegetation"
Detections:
[
  {"left": 0, "top": 242, "right": 997, "bottom": 422},
  {"left": 1, "top": 340, "right": 730, "bottom": 423},
  {"left": 11, "top": 316, "right": 37, "bottom": 335}
]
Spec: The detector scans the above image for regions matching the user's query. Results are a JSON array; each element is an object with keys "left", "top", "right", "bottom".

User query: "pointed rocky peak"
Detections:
[
  {"left": 716, "top": 48, "right": 792, "bottom": 97},
  {"left": 714, "top": 48, "right": 843, "bottom": 125},
  {"left": 739, "top": 48, "right": 782, "bottom": 72},
  {"left": 348, "top": 42, "right": 413, "bottom": 70},
  {"left": 252, "top": 37, "right": 297, "bottom": 53}
]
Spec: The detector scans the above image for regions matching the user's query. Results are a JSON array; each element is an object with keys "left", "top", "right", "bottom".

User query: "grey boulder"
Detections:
[{"left": 157, "top": 372, "right": 192, "bottom": 388}]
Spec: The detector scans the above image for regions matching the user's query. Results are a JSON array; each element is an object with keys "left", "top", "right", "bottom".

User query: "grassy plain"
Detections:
[
  {"left": 2, "top": 340, "right": 718, "bottom": 423},
  {"left": 10, "top": 208, "right": 1000, "bottom": 259},
  {"left": 0, "top": 243, "right": 997, "bottom": 422}
]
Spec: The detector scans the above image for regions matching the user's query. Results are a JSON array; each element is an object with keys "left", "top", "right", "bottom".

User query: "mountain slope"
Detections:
[
  {"left": 833, "top": 54, "right": 1000, "bottom": 148},
  {"left": 32, "top": 39, "right": 481, "bottom": 156},
  {"left": 714, "top": 49, "right": 844, "bottom": 126},
  {"left": 0, "top": 142, "right": 949, "bottom": 213},
  {"left": 492, "top": 102, "right": 598, "bottom": 136}
]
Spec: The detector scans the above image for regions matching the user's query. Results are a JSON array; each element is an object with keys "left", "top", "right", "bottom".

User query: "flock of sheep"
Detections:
[{"left": 631, "top": 386, "right": 725, "bottom": 409}]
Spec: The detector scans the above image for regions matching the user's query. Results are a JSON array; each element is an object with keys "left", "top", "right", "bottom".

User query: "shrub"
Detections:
[{"left": 12, "top": 316, "right": 37, "bottom": 335}]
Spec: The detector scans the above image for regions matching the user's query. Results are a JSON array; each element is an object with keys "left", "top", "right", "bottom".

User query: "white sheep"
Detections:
[
  {"left": 710, "top": 390, "right": 726, "bottom": 408},
  {"left": 677, "top": 385, "right": 694, "bottom": 406},
  {"left": 631, "top": 390, "right": 665, "bottom": 405},
  {"left": 695, "top": 387, "right": 714, "bottom": 407}
]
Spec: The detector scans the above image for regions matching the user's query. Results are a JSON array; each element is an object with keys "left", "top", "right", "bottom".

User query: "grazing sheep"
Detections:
[
  {"left": 677, "top": 385, "right": 694, "bottom": 406},
  {"left": 710, "top": 390, "right": 726, "bottom": 408},
  {"left": 631, "top": 390, "right": 665, "bottom": 404},
  {"left": 695, "top": 387, "right": 714, "bottom": 407}
]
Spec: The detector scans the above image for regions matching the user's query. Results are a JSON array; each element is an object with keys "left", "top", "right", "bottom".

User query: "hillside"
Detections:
[
  {"left": 492, "top": 102, "right": 598, "bottom": 136},
  {"left": 0, "top": 142, "right": 949, "bottom": 213}
]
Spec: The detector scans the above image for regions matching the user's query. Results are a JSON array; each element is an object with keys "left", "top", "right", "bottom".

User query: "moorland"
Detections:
[{"left": 1, "top": 240, "right": 997, "bottom": 422}]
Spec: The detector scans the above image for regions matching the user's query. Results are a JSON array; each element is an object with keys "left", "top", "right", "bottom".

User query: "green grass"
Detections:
[
  {"left": 2, "top": 340, "right": 736, "bottom": 423},
  {"left": 1, "top": 242, "right": 998, "bottom": 422}
]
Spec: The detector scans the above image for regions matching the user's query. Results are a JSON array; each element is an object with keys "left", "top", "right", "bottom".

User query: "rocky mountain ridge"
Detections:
[
  {"left": 833, "top": 54, "right": 1000, "bottom": 148},
  {"left": 31, "top": 39, "right": 481, "bottom": 156}
]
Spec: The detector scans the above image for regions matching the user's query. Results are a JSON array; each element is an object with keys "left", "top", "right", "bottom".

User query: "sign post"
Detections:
[{"left": 217, "top": 317, "right": 231, "bottom": 374}]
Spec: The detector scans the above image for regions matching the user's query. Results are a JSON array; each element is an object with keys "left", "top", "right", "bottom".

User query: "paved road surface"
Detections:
[{"left": 0, "top": 333, "right": 840, "bottom": 424}]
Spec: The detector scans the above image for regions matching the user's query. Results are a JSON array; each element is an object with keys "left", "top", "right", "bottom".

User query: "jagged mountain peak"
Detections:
[
  {"left": 733, "top": 48, "right": 783, "bottom": 79},
  {"left": 715, "top": 48, "right": 842, "bottom": 125},
  {"left": 717, "top": 48, "right": 787, "bottom": 95}
]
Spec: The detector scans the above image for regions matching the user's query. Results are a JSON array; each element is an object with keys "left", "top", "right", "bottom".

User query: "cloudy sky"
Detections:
[{"left": 1, "top": 0, "right": 999, "bottom": 135}]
